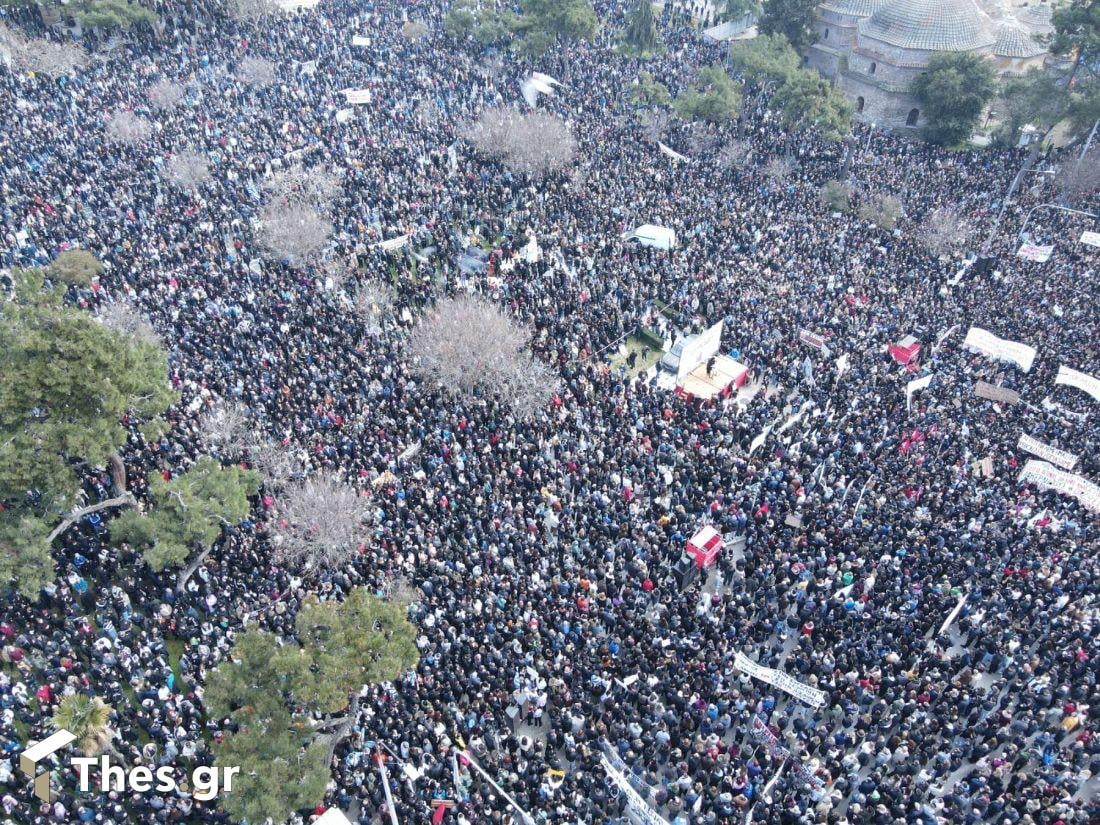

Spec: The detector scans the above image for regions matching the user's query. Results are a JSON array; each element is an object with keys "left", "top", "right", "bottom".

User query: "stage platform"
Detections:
[{"left": 678, "top": 355, "right": 749, "bottom": 400}]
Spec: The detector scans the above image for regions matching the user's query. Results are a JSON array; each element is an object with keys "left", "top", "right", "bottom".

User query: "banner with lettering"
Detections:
[
  {"left": 1055, "top": 365, "right": 1100, "bottom": 402},
  {"left": 1019, "top": 460, "right": 1100, "bottom": 513},
  {"left": 963, "top": 327, "right": 1037, "bottom": 373},
  {"left": 1017, "top": 242, "right": 1053, "bottom": 262},
  {"left": 1017, "top": 435, "right": 1078, "bottom": 471},
  {"left": 734, "top": 652, "right": 826, "bottom": 707}
]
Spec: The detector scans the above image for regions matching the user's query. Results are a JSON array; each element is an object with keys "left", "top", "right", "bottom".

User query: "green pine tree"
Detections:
[
  {"left": 204, "top": 591, "right": 420, "bottom": 824},
  {"left": 110, "top": 456, "right": 260, "bottom": 591},
  {"left": 623, "top": 0, "right": 660, "bottom": 56},
  {"left": 0, "top": 265, "right": 175, "bottom": 599}
]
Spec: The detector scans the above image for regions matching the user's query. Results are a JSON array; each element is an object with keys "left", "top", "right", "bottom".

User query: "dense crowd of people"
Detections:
[{"left": 0, "top": 0, "right": 1097, "bottom": 823}]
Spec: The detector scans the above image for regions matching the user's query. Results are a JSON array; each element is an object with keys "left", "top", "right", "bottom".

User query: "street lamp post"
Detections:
[{"left": 1016, "top": 203, "right": 1100, "bottom": 242}]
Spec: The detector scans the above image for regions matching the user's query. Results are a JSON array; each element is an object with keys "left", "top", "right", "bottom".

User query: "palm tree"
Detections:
[{"left": 52, "top": 694, "right": 115, "bottom": 756}]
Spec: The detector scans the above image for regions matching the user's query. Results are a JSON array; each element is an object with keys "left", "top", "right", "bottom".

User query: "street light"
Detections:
[{"left": 1017, "top": 203, "right": 1100, "bottom": 242}]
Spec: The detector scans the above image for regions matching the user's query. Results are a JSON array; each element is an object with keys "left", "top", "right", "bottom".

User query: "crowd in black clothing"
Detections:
[{"left": 0, "top": 0, "right": 1098, "bottom": 823}]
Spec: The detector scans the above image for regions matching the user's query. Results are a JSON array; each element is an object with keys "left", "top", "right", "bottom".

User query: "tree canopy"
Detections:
[
  {"left": 727, "top": 33, "right": 801, "bottom": 88},
  {"left": 622, "top": 0, "right": 661, "bottom": 56},
  {"left": 913, "top": 53, "right": 997, "bottom": 146},
  {"left": 771, "top": 67, "right": 853, "bottom": 141},
  {"left": 110, "top": 456, "right": 259, "bottom": 574},
  {"left": 205, "top": 590, "right": 419, "bottom": 823},
  {"left": 513, "top": 0, "right": 597, "bottom": 56},
  {"left": 674, "top": 65, "right": 743, "bottom": 124},
  {"left": 0, "top": 265, "right": 175, "bottom": 598},
  {"left": 757, "top": 0, "right": 817, "bottom": 54}
]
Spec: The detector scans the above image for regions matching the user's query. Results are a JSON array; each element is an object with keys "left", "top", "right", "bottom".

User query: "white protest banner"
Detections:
[
  {"left": 778, "top": 405, "right": 813, "bottom": 435},
  {"left": 798, "top": 329, "right": 826, "bottom": 350},
  {"left": 749, "top": 424, "right": 773, "bottom": 456},
  {"left": 351, "top": 35, "right": 370, "bottom": 47},
  {"left": 734, "top": 652, "right": 826, "bottom": 707},
  {"left": 1019, "top": 460, "right": 1100, "bottom": 513},
  {"left": 343, "top": 88, "right": 372, "bottom": 105},
  {"left": 600, "top": 755, "right": 667, "bottom": 825},
  {"left": 1080, "top": 230, "right": 1100, "bottom": 248},
  {"left": 1016, "top": 242, "right": 1053, "bottom": 262},
  {"left": 1017, "top": 434, "right": 1078, "bottom": 471},
  {"left": 657, "top": 141, "right": 689, "bottom": 163},
  {"left": 1055, "top": 365, "right": 1100, "bottom": 402},
  {"left": 335, "top": 108, "right": 354, "bottom": 124},
  {"left": 299, "top": 59, "right": 317, "bottom": 76},
  {"left": 835, "top": 353, "right": 849, "bottom": 379},
  {"left": 376, "top": 233, "right": 411, "bottom": 252},
  {"left": 963, "top": 327, "right": 1037, "bottom": 373},
  {"left": 937, "top": 592, "right": 968, "bottom": 638},
  {"left": 906, "top": 374, "right": 933, "bottom": 412}
]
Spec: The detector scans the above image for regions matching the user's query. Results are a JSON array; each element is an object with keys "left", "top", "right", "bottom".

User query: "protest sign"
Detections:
[
  {"left": 906, "top": 374, "right": 933, "bottom": 411},
  {"left": 1017, "top": 435, "right": 1078, "bottom": 471},
  {"left": 1055, "top": 365, "right": 1100, "bottom": 402},
  {"left": 1016, "top": 242, "right": 1053, "bottom": 262},
  {"left": 343, "top": 88, "right": 372, "bottom": 104},
  {"left": 1019, "top": 460, "right": 1100, "bottom": 513},
  {"left": 734, "top": 652, "right": 826, "bottom": 707},
  {"left": 963, "top": 327, "right": 1036, "bottom": 373},
  {"left": 974, "top": 381, "right": 1020, "bottom": 405},
  {"left": 1079, "top": 230, "right": 1100, "bottom": 248}
]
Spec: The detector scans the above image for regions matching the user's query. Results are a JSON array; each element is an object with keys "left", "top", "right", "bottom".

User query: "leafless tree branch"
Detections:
[
  {"left": 237, "top": 56, "right": 278, "bottom": 87},
  {"left": 163, "top": 150, "right": 213, "bottom": 191},
  {"left": 461, "top": 108, "right": 577, "bottom": 178},
  {"left": 273, "top": 473, "right": 372, "bottom": 572},
  {"left": 407, "top": 295, "right": 558, "bottom": 419},
  {"left": 104, "top": 110, "right": 153, "bottom": 145}
]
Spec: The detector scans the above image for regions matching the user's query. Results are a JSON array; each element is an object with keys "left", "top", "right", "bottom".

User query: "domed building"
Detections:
[{"left": 805, "top": 0, "right": 1053, "bottom": 129}]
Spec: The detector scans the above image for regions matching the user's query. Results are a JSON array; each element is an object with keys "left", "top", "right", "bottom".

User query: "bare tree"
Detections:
[
  {"left": 401, "top": 20, "right": 430, "bottom": 40},
  {"left": 858, "top": 193, "right": 904, "bottom": 231},
  {"left": 1, "top": 25, "right": 88, "bottom": 77},
  {"left": 640, "top": 109, "right": 671, "bottom": 145},
  {"left": 764, "top": 156, "right": 795, "bottom": 183},
  {"left": 918, "top": 205, "right": 970, "bottom": 258},
  {"left": 96, "top": 297, "right": 160, "bottom": 346},
  {"left": 414, "top": 98, "right": 441, "bottom": 126},
  {"left": 686, "top": 122, "right": 721, "bottom": 156},
  {"left": 199, "top": 401, "right": 253, "bottom": 458},
  {"left": 383, "top": 575, "right": 419, "bottom": 607},
  {"left": 256, "top": 202, "right": 331, "bottom": 267},
  {"left": 263, "top": 164, "right": 342, "bottom": 211},
  {"left": 237, "top": 56, "right": 277, "bottom": 87},
  {"left": 273, "top": 473, "right": 372, "bottom": 572},
  {"left": 147, "top": 79, "right": 187, "bottom": 111},
  {"left": 715, "top": 139, "right": 749, "bottom": 170},
  {"left": 224, "top": 0, "right": 276, "bottom": 23},
  {"left": 461, "top": 108, "right": 577, "bottom": 178},
  {"left": 353, "top": 280, "right": 395, "bottom": 334},
  {"left": 248, "top": 438, "right": 307, "bottom": 487},
  {"left": 407, "top": 295, "right": 559, "bottom": 419},
  {"left": 1059, "top": 150, "right": 1100, "bottom": 206},
  {"left": 163, "top": 150, "right": 213, "bottom": 190},
  {"left": 104, "top": 110, "right": 153, "bottom": 145}
]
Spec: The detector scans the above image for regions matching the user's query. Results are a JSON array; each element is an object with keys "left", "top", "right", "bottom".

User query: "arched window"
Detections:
[
  {"left": 856, "top": 96, "right": 865, "bottom": 113},
  {"left": 869, "top": 62, "right": 877, "bottom": 75},
  {"left": 906, "top": 108, "right": 920, "bottom": 126}
]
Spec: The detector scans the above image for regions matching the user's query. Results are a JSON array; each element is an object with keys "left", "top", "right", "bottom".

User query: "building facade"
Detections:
[{"left": 806, "top": 0, "right": 1052, "bottom": 129}]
